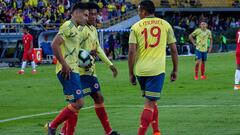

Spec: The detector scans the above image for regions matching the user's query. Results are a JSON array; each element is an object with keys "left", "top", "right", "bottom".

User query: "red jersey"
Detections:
[
  {"left": 22, "top": 33, "right": 33, "bottom": 52},
  {"left": 236, "top": 30, "right": 240, "bottom": 52}
]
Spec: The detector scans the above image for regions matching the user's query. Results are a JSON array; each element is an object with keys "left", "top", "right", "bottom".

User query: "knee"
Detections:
[
  {"left": 92, "top": 93, "right": 104, "bottom": 104},
  {"left": 73, "top": 99, "right": 84, "bottom": 110}
]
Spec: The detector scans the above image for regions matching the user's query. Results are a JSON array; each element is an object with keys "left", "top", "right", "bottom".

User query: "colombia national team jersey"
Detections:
[
  {"left": 129, "top": 17, "right": 176, "bottom": 76},
  {"left": 191, "top": 28, "right": 212, "bottom": 52},
  {"left": 56, "top": 20, "right": 86, "bottom": 74},
  {"left": 78, "top": 25, "right": 113, "bottom": 76}
]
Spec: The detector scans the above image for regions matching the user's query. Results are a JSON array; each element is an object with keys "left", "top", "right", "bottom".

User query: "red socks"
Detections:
[
  {"left": 152, "top": 104, "right": 159, "bottom": 133},
  {"left": 95, "top": 103, "right": 112, "bottom": 135},
  {"left": 50, "top": 104, "right": 78, "bottom": 129},
  {"left": 195, "top": 63, "right": 199, "bottom": 77},
  {"left": 138, "top": 108, "right": 154, "bottom": 135},
  {"left": 201, "top": 63, "right": 205, "bottom": 76}
]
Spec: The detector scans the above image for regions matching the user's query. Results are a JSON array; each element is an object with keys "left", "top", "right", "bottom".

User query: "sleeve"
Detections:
[
  {"left": 167, "top": 24, "right": 177, "bottom": 44},
  {"left": 191, "top": 29, "right": 199, "bottom": 37},
  {"left": 57, "top": 23, "right": 71, "bottom": 41},
  {"left": 209, "top": 30, "right": 212, "bottom": 39},
  {"left": 128, "top": 27, "right": 137, "bottom": 44}
]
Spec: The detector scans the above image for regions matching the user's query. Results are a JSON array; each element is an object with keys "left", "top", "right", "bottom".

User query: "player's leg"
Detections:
[
  {"left": 200, "top": 52, "right": 207, "bottom": 80},
  {"left": 234, "top": 52, "right": 240, "bottom": 90},
  {"left": 195, "top": 50, "right": 201, "bottom": 80},
  {"left": 137, "top": 74, "right": 164, "bottom": 135},
  {"left": 47, "top": 72, "right": 84, "bottom": 135},
  {"left": 18, "top": 53, "right": 28, "bottom": 74}
]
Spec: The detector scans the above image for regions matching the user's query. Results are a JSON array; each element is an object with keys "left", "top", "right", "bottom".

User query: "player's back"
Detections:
[{"left": 129, "top": 17, "right": 176, "bottom": 76}]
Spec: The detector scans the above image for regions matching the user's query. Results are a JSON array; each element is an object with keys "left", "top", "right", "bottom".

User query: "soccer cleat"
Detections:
[
  {"left": 153, "top": 132, "right": 161, "bottom": 135},
  {"left": 44, "top": 123, "right": 56, "bottom": 135},
  {"left": 234, "top": 84, "right": 240, "bottom": 90},
  {"left": 200, "top": 75, "right": 207, "bottom": 80},
  {"left": 194, "top": 76, "right": 198, "bottom": 80},
  {"left": 17, "top": 70, "right": 24, "bottom": 74},
  {"left": 109, "top": 131, "right": 120, "bottom": 135},
  {"left": 32, "top": 70, "right": 37, "bottom": 74}
]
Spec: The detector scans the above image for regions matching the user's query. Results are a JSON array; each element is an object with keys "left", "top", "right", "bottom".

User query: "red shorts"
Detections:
[
  {"left": 236, "top": 52, "right": 240, "bottom": 65},
  {"left": 23, "top": 52, "right": 33, "bottom": 61}
]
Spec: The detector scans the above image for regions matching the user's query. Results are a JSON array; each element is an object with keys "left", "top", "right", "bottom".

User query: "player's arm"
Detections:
[
  {"left": 208, "top": 31, "right": 213, "bottom": 53},
  {"left": 169, "top": 43, "right": 178, "bottom": 82},
  {"left": 96, "top": 45, "right": 118, "bottom": 78},
  {"left": 189, "top": 33, "right": 196, "bottom": 46},
  {"left": 128, "top": 43, "right": 137, "bottom": 85},
  {"left": 52, "top": 35, "right": 71, "bottom": 80},
  {"left": 28, "top": 35, "right": 34, "bottom": 54}
]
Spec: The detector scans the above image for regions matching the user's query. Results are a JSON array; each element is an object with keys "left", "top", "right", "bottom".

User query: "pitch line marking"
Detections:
[{"left": 1, "top": 104, "right": 240, "bottom": 123}]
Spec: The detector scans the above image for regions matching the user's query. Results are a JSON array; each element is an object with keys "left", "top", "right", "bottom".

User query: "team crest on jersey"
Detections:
[
  {"left": 76, "top": 89, "right": 81, "bottom": 95},
  {"left": 94, "top": 83, "right": 99, "bottom": 89}
]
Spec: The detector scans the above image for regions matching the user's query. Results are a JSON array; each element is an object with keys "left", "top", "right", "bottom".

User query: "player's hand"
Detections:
[
  {"left": 109, "top": 65, "right": 118, "bottom": 78},
  {"left": 90, "top": 49, "right": 97, "bottom": 57},
  {"left": 208, "top": 47, "right": 212, "bottom": 53},
  {"left": 170, "top": 71, "right": 177, "bottom": 82},
  {"left": 129, "top": 74, "right": 137, "bottom": 85},
  {"left": 61, "top": 63, "right": 72, "bottom": 80}
]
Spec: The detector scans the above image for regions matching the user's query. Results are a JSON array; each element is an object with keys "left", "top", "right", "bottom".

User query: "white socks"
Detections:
[
  {"left": 21, "top": 61, "right": 27, "bottom": 71},
  {"left": 234, "top": 70, "right": 240, "bottom": 85},
  {"left": 31, "top": 61, "right": 36, "bottom": 70}
]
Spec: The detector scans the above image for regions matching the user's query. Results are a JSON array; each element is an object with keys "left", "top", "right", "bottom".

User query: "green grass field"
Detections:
[{"left": 0, "top": 52, "right": 240, "bottom": 135}]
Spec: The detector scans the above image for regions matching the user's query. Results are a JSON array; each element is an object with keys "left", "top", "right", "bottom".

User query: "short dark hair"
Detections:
[
  {"left": 139, "top": 0, "right": 155, "bottom": 14},
  {"left": 71, "top": 2, "right": 89, "bottom": 14},
  {"left": 88, "top": 2, "right": 99, "bottom": 12}
]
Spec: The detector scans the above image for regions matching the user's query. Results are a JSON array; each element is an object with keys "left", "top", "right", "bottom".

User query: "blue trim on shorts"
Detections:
[
  {"left": 137, "top": 73, "right": 165, "bottom": 101},
  {"left": 57, "top": 72, "right": 83, "bottom": 102},
  {"left": 80, "top": 75, "right": 100, "bottom": 96},
  {"left": 195, "top": 49, "right": 207, "bottom": 61}
]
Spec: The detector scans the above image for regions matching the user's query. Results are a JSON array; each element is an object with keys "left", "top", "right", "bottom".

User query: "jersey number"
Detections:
[{"left": 141, "top": 26, "right": 161, "bottom": 49}]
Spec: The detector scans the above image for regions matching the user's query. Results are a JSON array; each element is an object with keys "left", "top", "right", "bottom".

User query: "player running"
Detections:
[
  {"left": 18, "top": 26, "right": 36, "bottom": 74},
  {"left": 128, "top": 1, "right": 178, "bottom": 135},
  {"left": 189, "top": 20, "right": 213, "bottom": 80},
  {"left": 234, "top": 28, "right": 240, "bottom": 90},
  {"left": 45, "top": 3, "right": 89, "bottom": 135},
  {"left": 59, "top": 3, "right": 120, "bottom": 135}
]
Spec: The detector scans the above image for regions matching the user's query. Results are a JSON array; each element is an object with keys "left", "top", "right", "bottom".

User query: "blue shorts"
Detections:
[
  {"left": 57, "top": 72, "right": 83, "bottom": 102},
  {"left": 195, "top": 50, "right": 207, "bottom": 61},
  {"left": 80, "top": 75, "right": 100, "bottom": 96},
  {"left": 137, "top": 73, "right": 165, "bottom": 101}
]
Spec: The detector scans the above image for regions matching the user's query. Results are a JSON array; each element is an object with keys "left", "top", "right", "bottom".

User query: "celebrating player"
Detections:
[
  {"left": 189, "top": 20, "right": 213, "bottom": 80},
  {"left": 59, "top": 3, "right": 120, "bottom": 135},
  {"left": 234, "top": 28, "right": 240, "bottom": 90},
  {"left": 18, "top": 26, "right": 36, "bottom": 74},
  {"left": 45, "top": 3, "right": 89, "bottom": 135},
  {"left": 128, "top": 1, "right": 178, "bottom": 135}
]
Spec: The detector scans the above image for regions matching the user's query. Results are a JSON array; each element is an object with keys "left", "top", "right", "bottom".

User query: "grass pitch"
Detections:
[{"left": 0, "top": 52, "right": 239, "bottom": 135}]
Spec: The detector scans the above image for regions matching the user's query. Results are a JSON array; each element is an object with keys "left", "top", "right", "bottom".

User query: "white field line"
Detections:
[{"left": 0, "top": 104, "right": 240, "bottom": 123}]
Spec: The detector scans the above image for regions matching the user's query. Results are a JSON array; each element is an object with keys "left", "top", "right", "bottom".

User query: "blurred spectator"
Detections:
[
  {"left": 219, "top": 33, "right": 228, "bottom": 52},
  {"left": 232, "top": 0, "right": 240, "bottom": 7}
]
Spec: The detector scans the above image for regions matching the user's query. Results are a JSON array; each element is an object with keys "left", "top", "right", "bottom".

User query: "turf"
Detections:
[{"left": 0, "top": 52, "right": 240, "bottom": 135}]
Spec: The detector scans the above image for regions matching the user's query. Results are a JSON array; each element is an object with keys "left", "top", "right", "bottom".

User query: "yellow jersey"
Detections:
[
  {"left": 55, "top": 20, "right": 86, "bottom": 74},
  {"left": 191, "top": 28, "right": 212, "bottom": 52},
  {"left": 129, "top": 17, "right": 176, "bottom": 76},
  {"left": 79, "top": 25, "right": 113, "bottom": 76}
]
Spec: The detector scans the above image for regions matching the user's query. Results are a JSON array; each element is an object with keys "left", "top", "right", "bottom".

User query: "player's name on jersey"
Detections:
[{"left": 139, "top": 19, "right": 162, "bottom": 27}]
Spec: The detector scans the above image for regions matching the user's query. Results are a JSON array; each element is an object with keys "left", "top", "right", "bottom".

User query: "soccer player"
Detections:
[
  {"left": 234, "top": 28, "right": 240, "bottom": 90},
  {"left": 45, "top": 3, "right": 89, "bottom": 135},
  {"left": 18, "top": 26, "right": 36, "bottom": 74},
  {"left": 128, "top": 1, "right": 178, "bottom": 135},
  {"left": 189, "top": 20, "right": 213, "bottom": 80},
  {"left": 59, "top": 3, "right": 120, "bottom": 135}
]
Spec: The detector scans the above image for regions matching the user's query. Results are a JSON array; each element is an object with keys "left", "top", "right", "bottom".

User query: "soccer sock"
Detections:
[
  {"left": 195, "top": 63, "right": 199, "bottom": 77},
  {"left": 66, "top": 112, "right": 78, "bottom": 135},
  {"left": 95, "top": 103, "right": 112, "bottom": 135},
  {"left": 61, "top": 121, "right": 67, "bottom": 134},
  {"left": 31, "top": 61, "right": 36, "bottom": 70},
  {"left": 152, "top": 104, "right": 159, "bottom": 134},
  {"left": 201, "top": 63, "right": 205, "bottom": 76},
  {"left": 138, "top": 107, "right": 154, "bottom": 135},
  {"left": 50, "top": 104, "right": 78, "bottom": 129},
  {"left": 21, "top": 61, "right": 27, "bottom": 71},
  {"left": 235, "top": 70, "right": 240, "bottom": 85}
]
